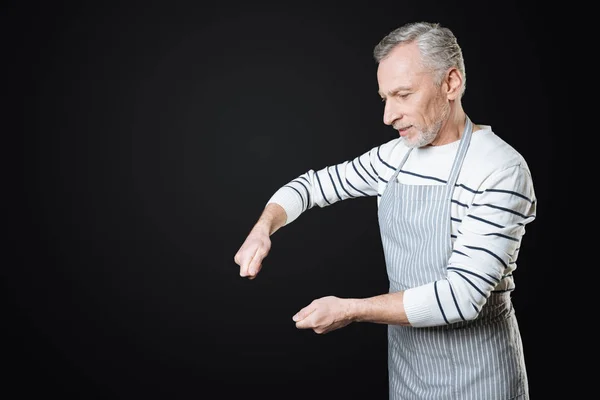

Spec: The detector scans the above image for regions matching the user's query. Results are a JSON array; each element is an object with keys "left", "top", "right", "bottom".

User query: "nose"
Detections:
[{"left": 383, "top": 100, "right": 401, "bottom": 126}]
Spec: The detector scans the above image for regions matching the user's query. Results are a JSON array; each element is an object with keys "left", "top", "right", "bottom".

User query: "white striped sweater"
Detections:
[{"left": 267, "top": 125, "right": 537, "bottom": 327}]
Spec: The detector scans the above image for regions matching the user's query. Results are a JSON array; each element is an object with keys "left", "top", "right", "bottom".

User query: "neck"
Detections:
[{"left": 429, "top": 102, "right": 468, "bottom": 146}]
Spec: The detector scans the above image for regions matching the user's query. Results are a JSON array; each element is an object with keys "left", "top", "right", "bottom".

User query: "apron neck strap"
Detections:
[
  {"left": 389, "top": 115, "right": 473, "bottom": 187},
  {"left": 446, "top": 116, "right": 473, "bottom": 193}
]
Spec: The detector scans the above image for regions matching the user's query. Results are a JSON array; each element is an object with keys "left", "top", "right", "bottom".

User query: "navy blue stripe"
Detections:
[
  {"left": 455, "top": 183, "right": 482, "bottom": 194},
  {"left": 377, "top": 145, "right": 396, "bottom": 171},
  {"left": 346, "top": 179, "right": 369, "bottom": 197},
  {"left": 358, "top": 157, "right": 377, "bottom": 182},
  {"left": 434, "top": 281, "right": 450, "bottom": 325},
  {"left": 351, "top": 160, "right": 370, "bottom": 185},
  {"left": 327, "top": 167, "right": 342, "bottom": 201},
  {"left": 448, "top": 266, "right": 498, "bottom": 286},
  {"left": 487, "top": 272, "right": 499, "bottom": 280},
  {"left": 283, "top": 185, "right": 305, "bottom": 212},
  {"left": 472, "top": 202, "right": 534, "bottom": 219},
  {"left": 451, "top": 199, "right": 469, "bottom": 208},
  {"left": 483, "top": 232, "right": 519, "bottom": 242},
  {"left": 453, "top": 271, "right": 487, "bottom": 297},
  {"left": 368, "top": 159, "right": 377, "bottom": 178},
  {"left": 399, "top": 169, "right": 446, "bottom": 184},
  {"left": 449, "top": 284, "right": 466, "bottom": 321},
  {"left": 335, "top": 165, "right": 356, "bottom": 198},
  {"left": 293, "top": 179, "right": 311, "bottom": 210},
  {"left": 314, "top": 171, "right": 331, "bottom": 205},
  {"left": 485, "top": 188, "right": 535, "bottom": 203},
  {"left": 464, "top": 245, "right": 508, "bottom": 269},
  {"left": 466, "top": 214, "right": 504, "bottom": 228},
  {"left": 452, "top": 249, "right": 470, "bottom": 257}
]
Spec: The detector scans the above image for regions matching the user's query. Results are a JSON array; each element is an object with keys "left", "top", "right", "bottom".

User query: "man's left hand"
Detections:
[{"left": 292, "top": 296, "right": 354, "bottom": 334}]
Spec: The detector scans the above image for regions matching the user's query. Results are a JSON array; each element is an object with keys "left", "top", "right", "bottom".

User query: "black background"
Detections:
[{"left": 7, "top": 1, "right": 568, "bottom": 399}]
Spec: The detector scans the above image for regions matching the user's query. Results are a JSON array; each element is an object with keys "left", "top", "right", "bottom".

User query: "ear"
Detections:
[{"left": 444, "top": 67, "right": 463, "bottom": 100}]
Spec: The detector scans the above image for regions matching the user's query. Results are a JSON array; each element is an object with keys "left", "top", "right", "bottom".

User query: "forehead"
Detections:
[{"left": 377, "top": 42, "right": 429, "bottom": 92}]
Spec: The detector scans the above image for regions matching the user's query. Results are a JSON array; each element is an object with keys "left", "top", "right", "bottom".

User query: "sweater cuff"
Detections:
[
  {"left": 266, "top": 187, "right": 304, "bottom": 225},
  {"left": 403, "top": 283, "right": 436, "bottom": 327}
]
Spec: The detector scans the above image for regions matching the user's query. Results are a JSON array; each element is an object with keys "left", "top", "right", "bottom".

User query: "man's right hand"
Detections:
[
  {"left": 234, "top": 226, "right": 272, "bottom": 280},
  {"left": 234, "top": 203, "right": 287, "bottom": 280}
]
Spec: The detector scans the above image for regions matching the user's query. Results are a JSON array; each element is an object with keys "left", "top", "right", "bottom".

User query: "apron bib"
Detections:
[{"left": 377, "top": 118, "right": 528, "bottom": 399}]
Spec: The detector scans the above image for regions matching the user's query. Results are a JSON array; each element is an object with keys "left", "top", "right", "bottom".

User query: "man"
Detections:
[{"left": 234, "top": 21, "right": 536, "bottom": 399}]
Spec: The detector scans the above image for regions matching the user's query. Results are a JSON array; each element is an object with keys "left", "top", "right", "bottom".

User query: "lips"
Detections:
[{"left": 396, "top": 125, "right": 412, "bottom": 135}]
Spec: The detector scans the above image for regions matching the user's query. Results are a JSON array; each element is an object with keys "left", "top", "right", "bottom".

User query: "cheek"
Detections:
[
  {"left": 422, "top": 95, "right": 446, "bottom": 121},
  {"left": 410, "top": 96, "right": 437, "bottom": 124}
]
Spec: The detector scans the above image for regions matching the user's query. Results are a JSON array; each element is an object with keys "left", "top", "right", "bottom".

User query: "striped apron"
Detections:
[{"left": 377, "top": 118, "right": 529, "bottom": 399}]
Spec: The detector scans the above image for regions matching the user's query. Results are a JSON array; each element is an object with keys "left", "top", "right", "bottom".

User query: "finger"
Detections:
[
  {"left": 292, "top": 304, "right": 316, "bottom": 323},
  {"left": 238, "top": 247, "right": 258, "bottom": 277},
  {"left": 234, "top": 246, "right": 248, "bottom": 269},
  {"left": 295, "top": 321, "right": 309, "bottom": 329},
  {"left": 247, "top": 249, "right": 266, "bottom": 277},
  {"left": 295, "top": 313, "right": 317, "bottom": 330},
  {"left": 246, "top": 261, "right": 261, "bottom": 280},
  {"left": 242, "top": 248, "right": 266, "bottom": 279}
]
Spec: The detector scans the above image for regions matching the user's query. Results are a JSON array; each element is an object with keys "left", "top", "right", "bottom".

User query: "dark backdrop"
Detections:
[{"left": 7, "top": 1, "right": 565, "bottom": 399}]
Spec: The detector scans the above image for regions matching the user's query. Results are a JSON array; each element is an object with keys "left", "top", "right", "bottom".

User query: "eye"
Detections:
[{"left": 398, "top": 93, "right": 411, "bottom": 99}]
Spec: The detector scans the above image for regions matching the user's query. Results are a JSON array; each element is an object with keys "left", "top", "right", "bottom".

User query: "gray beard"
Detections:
[
  {"left": 405, "top": 126, "right": 438, "bottom": 148},
  {"left": 405, "top": 102, "right": 450, "bottom": 148}
]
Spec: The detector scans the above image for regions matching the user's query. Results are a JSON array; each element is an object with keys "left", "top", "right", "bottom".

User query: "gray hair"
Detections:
[{"left": 373, "top": 22, "right": 466, "bottom": 97}]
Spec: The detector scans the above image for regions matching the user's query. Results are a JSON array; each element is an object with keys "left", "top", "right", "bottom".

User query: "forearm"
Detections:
[
  {"left": 253, "top": 202, "right": 287, "bottom": 236},
  {"left": 350, "top": 291, "right": 411, "bottom": 326}
]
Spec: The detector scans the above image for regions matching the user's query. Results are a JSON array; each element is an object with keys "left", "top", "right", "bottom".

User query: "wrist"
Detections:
[
  {"left": 347, "top": 298, "right": 364, "bottom": 323},
  {"left": 252, "top": 219, "right": 272, "bottom": 236}
]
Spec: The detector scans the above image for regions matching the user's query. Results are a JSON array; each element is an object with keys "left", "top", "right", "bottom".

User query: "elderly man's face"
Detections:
[{"left": 377, "top": 42, "right": 451, "bottom": 148}]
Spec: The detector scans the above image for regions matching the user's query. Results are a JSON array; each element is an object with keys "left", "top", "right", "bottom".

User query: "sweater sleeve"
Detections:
[
  {"left": 266, "top": 143, "right": 391, "bottom": 225},
  {"left": 403, "top": 163, "right": 537, "bottom": 327}
]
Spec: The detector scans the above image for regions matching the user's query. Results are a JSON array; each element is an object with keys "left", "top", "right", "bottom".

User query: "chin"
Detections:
[{"left": 402, "top": 138, "right": 419, "bottom": 148}]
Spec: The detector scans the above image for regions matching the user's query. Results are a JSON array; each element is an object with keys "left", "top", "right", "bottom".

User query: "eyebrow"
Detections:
[{"left": 378, "top": 85, "right": 412, "bottom": 97}]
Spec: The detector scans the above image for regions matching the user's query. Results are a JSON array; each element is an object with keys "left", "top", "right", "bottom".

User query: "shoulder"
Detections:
[
  {"left": 461, "top": 126, "right": 535, "bottom": 198},
  {"left": 466, "top": 126, "right": 531, "bottom": 173}
]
